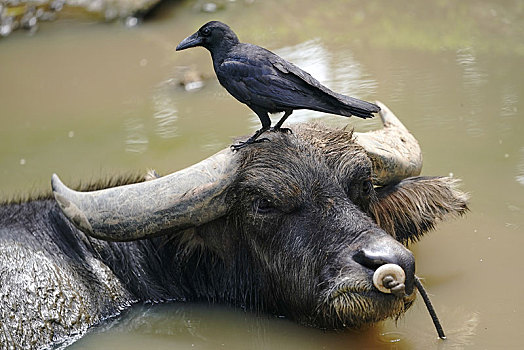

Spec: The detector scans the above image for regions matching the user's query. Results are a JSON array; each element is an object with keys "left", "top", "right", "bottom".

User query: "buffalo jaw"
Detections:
[{"left": 323, "top": 284, "right": 416, "bottom": 329}]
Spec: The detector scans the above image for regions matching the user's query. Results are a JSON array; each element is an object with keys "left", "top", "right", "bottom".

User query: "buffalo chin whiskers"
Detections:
[{"left": 321, "top": 286, "right": 407, "bottom": 330}]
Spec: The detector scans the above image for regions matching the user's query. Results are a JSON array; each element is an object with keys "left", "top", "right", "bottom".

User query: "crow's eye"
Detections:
[
  {"left": 253, "top": 198, "right": 276, "bottom": 214},
  {"left": 201, "top": 27, "right": 211, "bottom": 36}
]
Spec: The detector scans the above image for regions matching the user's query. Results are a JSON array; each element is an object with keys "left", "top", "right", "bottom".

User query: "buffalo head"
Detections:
[{"left": 51, "top": 102, "right": 468, "bottom": 329}]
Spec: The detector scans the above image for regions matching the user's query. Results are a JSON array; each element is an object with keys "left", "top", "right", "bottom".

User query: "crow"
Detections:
[{"left": 176, "top": 21, "right": 380, "bottom": 149}]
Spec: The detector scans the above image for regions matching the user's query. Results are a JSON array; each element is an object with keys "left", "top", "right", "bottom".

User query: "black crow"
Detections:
[{"left": 176, "top": 21, "right": 380, "bottom": 149}]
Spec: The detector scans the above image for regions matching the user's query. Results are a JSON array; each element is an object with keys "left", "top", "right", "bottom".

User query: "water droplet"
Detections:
[
  {"left": 20, "top": 158, "right": 26, "bottom": 165},
  {"left": 68, "top": 131, "right": 75, "bottom": 138},
  {"left": 139, "top": 58, "right": 148, "bottom": 67},
  {"left": 504, "top": 153, "right": 509, "bottom": 158}
]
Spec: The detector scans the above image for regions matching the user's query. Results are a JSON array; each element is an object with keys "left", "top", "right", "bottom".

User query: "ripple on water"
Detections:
[
  {"left": 517, "top": 147, "right": 524, "bottom": 186},
  {"left": 125, "top": 118, "right": 148, "bottom": 154},
  {"left": 378, "top": 331, "right": 404, "bottom": 344},
  {"left": 153, "top": 80, "right": 179, "bottom": 139}
]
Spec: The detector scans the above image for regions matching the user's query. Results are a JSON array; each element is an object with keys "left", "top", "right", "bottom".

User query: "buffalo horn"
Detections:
[
  {"left": 354, "top": 101, "right": 422, "bottom": 186},
  {"left": 52, "top": 148, "right": 238, "bottom": 241}
]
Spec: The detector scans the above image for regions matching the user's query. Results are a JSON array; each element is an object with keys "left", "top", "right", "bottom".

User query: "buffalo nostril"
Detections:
[{"left": 353, "top": 249, "right": 391, "bottom": 270}]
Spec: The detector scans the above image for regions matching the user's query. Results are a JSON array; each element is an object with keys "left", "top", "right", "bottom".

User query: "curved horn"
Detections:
[
  {"left": 52, "top": 148, "right": 238, "bottom": 242},
  {"left": 354, "top": 101, "right": 422, "bottom": 186}
]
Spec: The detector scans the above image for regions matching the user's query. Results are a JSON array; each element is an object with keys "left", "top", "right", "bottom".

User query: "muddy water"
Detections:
[{"left": 1, "top": 0, "right": 523, "bottom": 349}]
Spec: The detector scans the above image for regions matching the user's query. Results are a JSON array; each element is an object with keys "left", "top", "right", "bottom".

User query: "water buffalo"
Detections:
[{"left": 0, "top": 103, "right": 468, "bottom": 348}]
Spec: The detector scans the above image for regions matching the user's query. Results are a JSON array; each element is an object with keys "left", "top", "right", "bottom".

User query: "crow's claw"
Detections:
[
  {"left": 270, "top": 127, "right": 293, "bottom": 134},
  {"left": 230, "top": 137, "right": 270, "bottom": 151}
]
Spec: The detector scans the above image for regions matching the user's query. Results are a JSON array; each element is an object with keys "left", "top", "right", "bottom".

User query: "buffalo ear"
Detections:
[{"left": 370, "top": 176, "right": 469, "bottom": 244}]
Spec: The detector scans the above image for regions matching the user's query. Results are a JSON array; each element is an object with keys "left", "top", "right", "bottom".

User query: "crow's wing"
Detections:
[
  {"left": 217, "top": 55, "right": 324, "bottom": 111},
  {"left": 267, "top": 53, "right": 380, "bottom": 116},
  {"left": 217, "top": 46, "right": 378, "bottom": 118}
]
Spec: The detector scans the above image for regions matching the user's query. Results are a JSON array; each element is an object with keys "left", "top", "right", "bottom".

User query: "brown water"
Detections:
[{"left": 1, "top": 0, "right": 523, "bottom": 349}]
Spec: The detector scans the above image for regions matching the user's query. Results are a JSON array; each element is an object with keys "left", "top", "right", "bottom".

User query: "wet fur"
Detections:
[
  {"left": 0, "top": 123, "right": 469, "bottom": 347},
  {"left": 293, "top": 123, "right": 469, "bottom": 242},
  {"left": 371, "top": 177, "right": 469, "bottom": 244}
]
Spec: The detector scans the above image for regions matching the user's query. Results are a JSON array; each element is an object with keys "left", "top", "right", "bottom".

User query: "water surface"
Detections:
[{"left": 1, "top": 0, "right": 523, "bottom": 349}]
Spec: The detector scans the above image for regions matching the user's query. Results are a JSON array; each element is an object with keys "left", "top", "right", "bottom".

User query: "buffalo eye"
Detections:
[
  {"left": 363, "top": 180, "right": 374, "bottom": 196},
  {"left": 200, "top": 27, "right": 211, "bottom": 36},
  {"left": 253, "top": 197, "right": 276, "bottom": 214}
]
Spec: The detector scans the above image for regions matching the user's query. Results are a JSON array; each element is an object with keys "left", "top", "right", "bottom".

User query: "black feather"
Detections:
[{"left": 176, "top": 21, "right": 380, "bottom": 146}]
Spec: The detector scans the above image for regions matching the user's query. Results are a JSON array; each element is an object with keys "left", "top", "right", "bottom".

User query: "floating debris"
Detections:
[{"left": 179, "top": 68, "right": 205, "bottom": 92}]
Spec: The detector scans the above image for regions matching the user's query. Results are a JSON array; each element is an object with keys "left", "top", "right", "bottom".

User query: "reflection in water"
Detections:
[
  {"left": 440, "top": 311, "right": 480, "bottom": 350},
  {"left": 72, "top": 303, "right": 384, "bottom": 349},
  {"left": 500, "top": 89, "right": 518, "bottom": 118},
  {"left": 377, "top": 331, "right": 403, "bottom": 344},
  {"left": 498, "top": 84, "right": 519, "bottom": 138},
  {"left": 382, "top": 307, "right": 479, "bottom": 349},
  {"left": 456, "top": 48, "right": 487, "bottom": 88},
  {"left": 72, "top": 302, "right": 481, "bottom": 349},
  {"left": 456, "top": 47, "right": 488, "bottom": 138},
  {"left": 124, "top": 118, "right": 148, "bottom": 153},
  {"left": 517, "top": 147, "right": 524, "bottom": 186},
  {"left": 331, "top": 50, "right": 378, "bottom": 99},
  {"left": 153, "top": 79, "right": 179, "bottom": 139}
]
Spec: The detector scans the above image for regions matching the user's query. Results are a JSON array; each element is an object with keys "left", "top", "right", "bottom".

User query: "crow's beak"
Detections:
[{"left": 176, "top": 32, "right": 203, "bottom": 51}]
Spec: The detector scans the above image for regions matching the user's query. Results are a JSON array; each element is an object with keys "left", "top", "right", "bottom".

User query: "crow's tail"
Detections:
[
  {"left": 335, "top": 94, "right": 380, "bottom": 119},
  {"left": 310, "top": 94, "right": 380, "bottom": 119}
]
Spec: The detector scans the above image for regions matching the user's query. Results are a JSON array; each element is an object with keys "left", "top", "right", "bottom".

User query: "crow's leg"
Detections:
[
  {"left": 231, "top": 109, "right": 271, "bottom": 150},
  {"left": 271, "top": 110, "right": 293, "bottom": 134}
]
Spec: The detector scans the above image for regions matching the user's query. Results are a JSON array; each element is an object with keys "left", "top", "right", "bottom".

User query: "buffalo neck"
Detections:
[
  {"left": 74, "top": 215, "right": 261, "bottom": 307},
  {"left": 3, "top": 199, "right": 263, "bottom": 312}
]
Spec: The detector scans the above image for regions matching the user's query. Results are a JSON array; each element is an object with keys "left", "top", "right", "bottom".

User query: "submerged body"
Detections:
[{"left": 176, "top": 21, "right": 380, "bottom": 147}]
